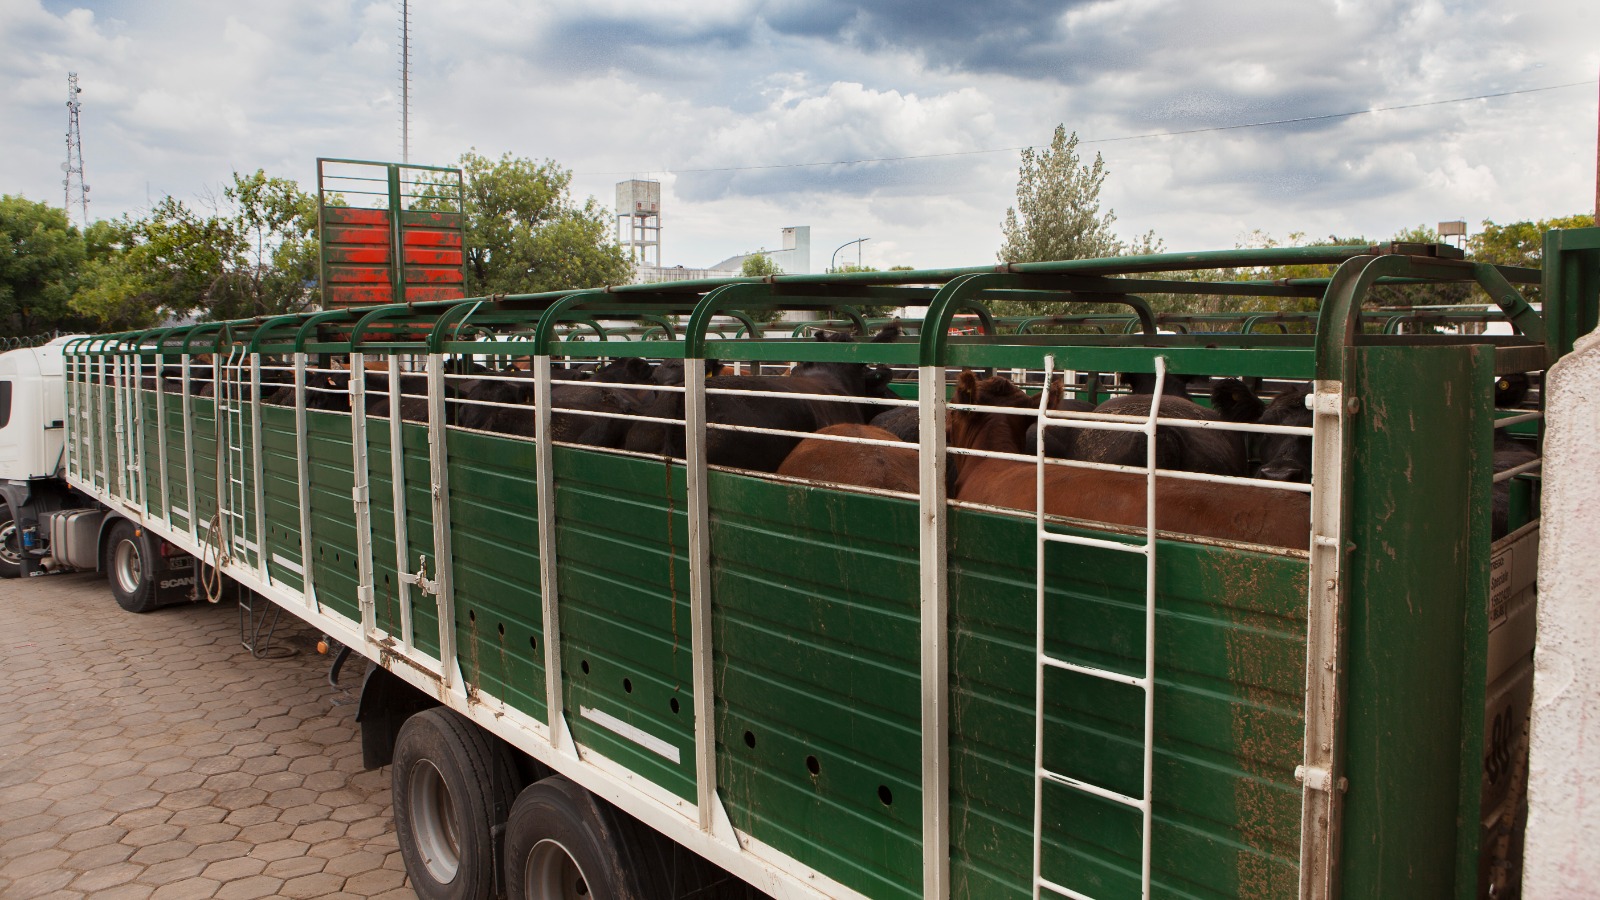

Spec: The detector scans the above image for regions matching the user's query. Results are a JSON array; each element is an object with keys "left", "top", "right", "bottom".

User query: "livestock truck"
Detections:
[{"left": 6, "top": 175, "right": 1597, "bottom": 899}]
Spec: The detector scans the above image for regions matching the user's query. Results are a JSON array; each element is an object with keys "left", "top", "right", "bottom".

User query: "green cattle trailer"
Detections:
[{"left": 60, "top": 231, "right": 1597, "bottom": 900}]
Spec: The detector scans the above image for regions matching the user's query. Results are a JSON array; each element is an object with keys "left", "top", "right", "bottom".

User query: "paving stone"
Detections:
[
  {"left": 280, "top": 871, "right": 348, "bottom": 898},
  {"left": 343, "top": 868, "right": 408, "bottom": 895},
  {"left": 2, "top": 577, "right": 406, "bottom": 899},
  {"left": 148, "top": 876, "right": 222, "bottom": 900},
  {"left": 199, "top": 854, "right": 267, "bottom": 881},
  {"left": 69, "top": 861, "right": 144, "bottom": 893},
  {"left": 262, "top": 855, "right": 328, "bottom": 879},
  {"left": 213, "top": 874, "right": 286, "bottom": 900}
]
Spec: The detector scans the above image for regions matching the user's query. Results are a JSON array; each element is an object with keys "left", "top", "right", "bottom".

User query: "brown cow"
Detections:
[
  {"left": 949, "top": 372, "right": 1310, "bottom": 551},
  {"left": 776, "top": 424, "right": 919, "bottom": 493}
]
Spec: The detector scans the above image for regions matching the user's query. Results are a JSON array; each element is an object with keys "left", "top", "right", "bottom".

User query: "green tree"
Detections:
[
  {"left": 998, "top": 125, "right": 1160, "bottom": 265},
  {"left": 738, "top": 252, "right": 784, "bottom": 323},
  {"left": 72, "top": 171, "right": 321, "bottom": 328},
  {"left": 458, "top": 150, "right": 632, "bottom": 295},
  {"left": 994, "top": 126, "right": 1162, "bottom": 319},
  {"left": 1470, "top": 214, "right": 1593, "bottom": 303},
  {"left": 0, "top": 195, "right": 91, "bottom": 336}
]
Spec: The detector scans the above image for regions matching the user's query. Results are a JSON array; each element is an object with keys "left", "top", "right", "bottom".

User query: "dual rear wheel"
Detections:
[{"left": 392, "top": 708, "right": 656, "bottom": 900}]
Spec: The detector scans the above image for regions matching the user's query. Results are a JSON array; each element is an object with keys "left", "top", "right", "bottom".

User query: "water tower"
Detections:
[{"left": 616, "top": 180, "right": 661, "bottom": 268}]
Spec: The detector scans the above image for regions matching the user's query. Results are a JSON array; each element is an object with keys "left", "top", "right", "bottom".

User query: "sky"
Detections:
[{"left": 2, "top": 0, "right": 1596, "bottom": 274}]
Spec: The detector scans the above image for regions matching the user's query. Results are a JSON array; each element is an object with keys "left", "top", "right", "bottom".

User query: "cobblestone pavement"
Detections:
[{"left": 0, "top": 572, "right": 415, "bottom": 899}]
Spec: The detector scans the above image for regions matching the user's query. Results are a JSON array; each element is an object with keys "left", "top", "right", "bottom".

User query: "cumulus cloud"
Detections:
[{"left": 0, "top": 0, "right": 1593, "bottom": 272}]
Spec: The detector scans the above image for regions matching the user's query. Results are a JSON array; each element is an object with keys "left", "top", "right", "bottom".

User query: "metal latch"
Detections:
[
  {"left": 1295, "top": 765, "right": 1348, "bottom": 793},
  {"left": 400, "top": 553, "right": 439, "bottom": 596}
]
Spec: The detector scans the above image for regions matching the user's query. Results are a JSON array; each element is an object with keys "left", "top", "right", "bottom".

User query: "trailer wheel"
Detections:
[
  {"left": 393, "top": 708, "right": 520, "bottom": 900},
  {"left": 104, "top": 519, "right": 159, "bottom": 612},
  {"left": 0, "top": 504, "right": 21, "bottom": 579},
  {"left": 504, "top": 776, "right": 649, "bottom": 900}
]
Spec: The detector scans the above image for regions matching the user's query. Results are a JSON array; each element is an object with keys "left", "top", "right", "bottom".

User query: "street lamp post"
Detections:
[{"left": 830, "top": 237, "right": 870, "bottom": 273}]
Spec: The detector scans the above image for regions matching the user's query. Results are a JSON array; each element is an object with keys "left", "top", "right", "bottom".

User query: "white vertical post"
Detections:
[
  {"left": 918, "top": 363, "right": 950, "bottom": 900},
  {"left": 684, "top": 355, "right": 717, "bottom": 831},
  {"left": 250, "top": 353, "right": 267, "bottom": 580},
  {"left": 156, "top": 350, "right": 170, "bottom": 526},
  {"left": 1297, "top": 382, "right": 1348, "bottom": 900},
  {"left": 533, "top": 353, "right": 566, "bottom": 742},
  {"left": 294, "top": 352, "right": 317, "bottom": 610},
  {"left": 388, "top": 355, "right": 415, "bottom": 647},
  {"left": 425, "top": 353, "right": 459, "bottom": 690},
  {"left": 181, "top": 354, "right": 196, "bottom": 539},
  {"left": 350, "top": 352, "right": 376, "bottom": 637}
]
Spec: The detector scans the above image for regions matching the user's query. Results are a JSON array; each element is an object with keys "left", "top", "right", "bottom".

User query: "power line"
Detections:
[{"left": 587, "top": 79, "right": 1596, "bottom": 177}]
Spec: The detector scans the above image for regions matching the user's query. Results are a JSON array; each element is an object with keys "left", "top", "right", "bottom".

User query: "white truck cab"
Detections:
[{"left": 0, "top": 337, "right": 72, "bottom": 482}]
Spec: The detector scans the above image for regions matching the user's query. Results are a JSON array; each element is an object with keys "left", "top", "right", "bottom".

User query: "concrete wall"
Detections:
[{"left": 1526, "top": 325, "right": 1600, "bottom": 895}]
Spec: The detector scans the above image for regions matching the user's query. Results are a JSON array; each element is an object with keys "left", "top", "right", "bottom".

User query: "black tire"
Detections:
[
  {"left": 393, "top": 707, "right": 522, "bottom": 900},
  {"left": 0, "top": 504, "right": 21, "bottom": 579},
  {"left": 504, "top": 776, "right": 652, "bottom": 900},
  {"left": 104, "top": 519, "right": 159, "bottom": 612}
]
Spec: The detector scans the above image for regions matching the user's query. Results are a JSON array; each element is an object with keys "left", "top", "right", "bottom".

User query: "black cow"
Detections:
[
  {"left": 1210, "top": 379, "right": 1312, "bottom": 482},
  {"left": 1123, "top": 371, "right": 1199, "bottom": 398},
  {"left": 624, "top": 325, "right": 902, "bottom": 472},
  {"left": 1066, "top": 392, "right": 1247, "bottom": 476}
]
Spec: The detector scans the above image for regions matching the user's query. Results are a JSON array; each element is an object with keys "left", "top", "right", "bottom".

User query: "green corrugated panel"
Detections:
[
  {"left": 164, "top": 400, "right": 190, "bottom": 529},
  {"left": 709, "top": 474, "right": 922, "bottom": 900},
  {"left": 447, "top": 428, "right": 544, "bottom": 720},
  {"left": 949, "top": 507, "right": 1306, "bottom": 899},
  {"left": 141, "top": 392, "right": 160, "bottom": 508},
  {"left": 552, "top": 447, "right": 697, "bottom": 802},
  {"left": 305, "top": 411, "right": 361, "bottom": 622},
  {"left": 259, "top": 406, "right": 304, "bottom": 591},
  {"left": 1336, "top": 345, "right": 1492, "bottom": 899},
  {"left": 189, "top": 398, "right": 218, "bottom": 534}
]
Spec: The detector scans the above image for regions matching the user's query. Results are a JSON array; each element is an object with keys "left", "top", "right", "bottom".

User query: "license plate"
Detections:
[{"left": 166, "top": 555, "right": 194, "bottom": 571}]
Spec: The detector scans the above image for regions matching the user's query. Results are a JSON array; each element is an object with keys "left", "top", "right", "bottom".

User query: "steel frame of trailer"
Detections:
[{"left": 61, "top": 234, "right": 1598, "bottom": 900}]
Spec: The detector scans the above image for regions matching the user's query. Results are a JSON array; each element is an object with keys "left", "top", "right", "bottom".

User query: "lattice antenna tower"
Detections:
[
  {"left": 63, "top": 72, "right": 89, "bottom": 227},
  {"left": 399, "top": 0, "right": 411, "bottom": 164}
]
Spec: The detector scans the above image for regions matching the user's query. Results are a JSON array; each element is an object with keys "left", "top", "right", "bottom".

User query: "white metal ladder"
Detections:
[
  {"left": 218, "top": 345, "right": 255, "bottom": 569},
  {"left": 1032, "top": 355, "right": 1165, "bottom": 900}
]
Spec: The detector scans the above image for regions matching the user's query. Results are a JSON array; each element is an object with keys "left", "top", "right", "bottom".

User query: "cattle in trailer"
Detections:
[
  {"left": 624, "top": 325, "right": 901, "bottom": 472},
  {"left": 949, "top": 372, "right": 1310, "bottom": 551},
  {"left": 1066, "top": 391, "right": 1247, "bottom": 477},
  {"left": 776, "top": 424, "right": 921, "bottom": 493}
]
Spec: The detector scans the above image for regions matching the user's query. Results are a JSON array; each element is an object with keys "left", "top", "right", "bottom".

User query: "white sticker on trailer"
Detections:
[{"left": 579, "top": 706, "right": 681, "bottom": 764}]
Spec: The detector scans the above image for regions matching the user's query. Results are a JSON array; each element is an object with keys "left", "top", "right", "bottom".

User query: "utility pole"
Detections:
[
  {"left": 63, "top": 72, "right": 89, "bottom": 227},
  {"left": 399, "top": 0, "right": 411, "bottom": 164}
]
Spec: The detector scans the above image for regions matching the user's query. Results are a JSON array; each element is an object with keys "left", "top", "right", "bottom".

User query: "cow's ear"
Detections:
[
  {"left": 1047, "top": 374, "right": 1064, "bottom": 410},
  {"left": 1210, "top": 378, "right": 1264, "bottom": 422},
  {"left": 956, "top": 369, "right": 979, "bottom": 405},
  {"left": 871, "top": 320, "right": 902, "bottom": 343},
  {"left": 864, "top": 364, "right": 892, "bottom": 393},
  {"left": 705, "top": 359, "right": 725, "bottom": 377}
]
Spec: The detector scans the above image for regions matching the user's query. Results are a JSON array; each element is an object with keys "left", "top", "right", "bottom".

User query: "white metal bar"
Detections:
[
  {"left": 156, "top": 350, "right": 170, "bottom": 526},
  {"left": 1040, "top": 769, "right": 1146, "bottom": 810},
  {"left": 1040, "top": 530, "right": 1150, "bottom": 555},
  {"left": 1136, "top": 358, "right": 1163, "bottom": 900},
  {"left": 918, "top": 364, "right": 950, "bottom": 900},
  {"left": 425, "top": 353, "right": 459, "bottom": 691},
  {"left": 250, "top": 354, "right": 268, "bottom": 579},
  {"left": 350, "top": 352, "right": 376, "bottom": 638},
  {"left": 533, "top": 354, "right": 565, "bottom": 743},
  {"left": 294, "top": 352, "right": 317, "bottom": 609},
  {"left": 1492, "top": 410, "right": 1542, "bottom": 428},
  {"left": 684, "top": 356, "right": 717, "bottom": 832},
  {"left": 181, "top": 354, "right": 197, "bottom": 539},
  {"left": 1031, "top": 356, "right": 1052, "bottom": 900},
  {"left": 1041, "top": 656, "right": 1147, "bottom": 689},
  {"left": 1494, "top": 459, "right": 1542, "bottom": 483},
  {"left": 1297, "top": 381, "right": 1349, "bottom": 900},
  {"left": 388, "top": 355, "right": 415, "bottom": 647}
]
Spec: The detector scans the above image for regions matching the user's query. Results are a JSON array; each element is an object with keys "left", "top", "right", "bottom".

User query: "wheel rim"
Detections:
[
  {"left": 526, "top": 839, "right": 592, "bottom": 899},
  {"left": 113, "top": 538, "right": 143, "bottom": 593},
  {"left": 407, "top": 759, "right": 461, "bottom": 884},
  {"left": 0, "top": 519, "right": 20, "bottom": 567}
]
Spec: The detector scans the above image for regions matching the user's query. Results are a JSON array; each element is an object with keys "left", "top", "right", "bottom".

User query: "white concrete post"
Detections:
[{"left": 1526, "top": 326, "right": 1600, "bottom": 896}]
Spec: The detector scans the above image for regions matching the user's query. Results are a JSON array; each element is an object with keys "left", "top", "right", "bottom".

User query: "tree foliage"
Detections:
[
  {"left": 0, "top": 195, "right": 94, "bottom": 336},
  {"left": 71, "top": 171, "right": 320, "bottom": 329},
  {"left": 458, "top": 150, "right": 632, "bottom": 295},
  {"left": 998, "top": 125, "right": 1160, "bottom": 265}
]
